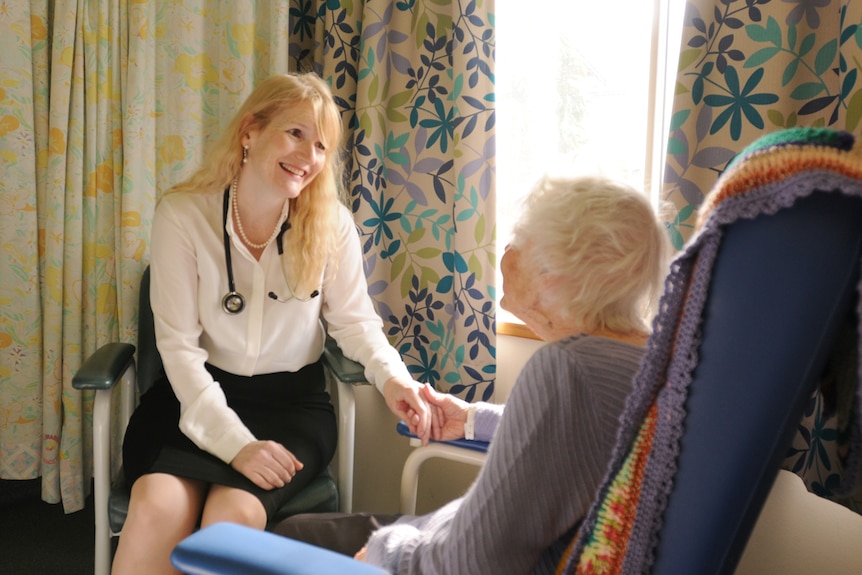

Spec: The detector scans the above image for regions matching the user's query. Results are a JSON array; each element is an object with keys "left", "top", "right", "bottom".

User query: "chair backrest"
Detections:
[
  {"left": 651, "top": 191, "right": 862, "bottom": 574},
  {"left": 136, "top": 266, "right": 163, "bottom": 395}
]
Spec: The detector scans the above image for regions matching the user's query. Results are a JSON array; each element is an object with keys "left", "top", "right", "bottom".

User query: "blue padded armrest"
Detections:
[
  {"left": 171, "top": 522, "right": 391, "bottom": 575},
  {"left": 71, "top": 342, "right": 136, "bottom": 391},
  {"left": 322, "top": 336, "right": 370, "bottom": 385},
  {"left": 396, "top": 420, "right": 490, "bottom": 453}
]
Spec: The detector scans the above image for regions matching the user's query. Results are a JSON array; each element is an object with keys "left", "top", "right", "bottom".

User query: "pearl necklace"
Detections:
[{"left": 230, "top": 178, "right": 285, "bottom": 250}]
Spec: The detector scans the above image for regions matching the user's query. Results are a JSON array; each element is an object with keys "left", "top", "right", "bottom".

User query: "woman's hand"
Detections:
[
  {"left": 382, "top": 377, "right": 432, "bottom": 445},
  {"left": 230, "top": 440, "right": 303, "bottom": 490},
  {"left": 420, "top": 383, "right": 470, "bottom": 441}
]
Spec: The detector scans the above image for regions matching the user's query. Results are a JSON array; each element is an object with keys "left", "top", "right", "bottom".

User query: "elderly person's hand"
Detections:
[
  {"left": 420, "top": 384, "right": 470, "bottom": 441},
  {"left": 382, "top": 377, "right": 432, "bottom": 445}
]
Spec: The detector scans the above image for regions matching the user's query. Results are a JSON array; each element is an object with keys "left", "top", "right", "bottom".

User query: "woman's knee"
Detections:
[
  {"left": 200, "top": 486, "right": 267, "bottom": 529},
  {"left": 126, "top": 473, "right": 206, "bottom": 530}
]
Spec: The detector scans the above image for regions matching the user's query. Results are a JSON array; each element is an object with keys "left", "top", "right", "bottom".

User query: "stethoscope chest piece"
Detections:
[
  {"left": 221, "top": 187, "right": 247, "bottom": 315},
  {"left": 222, "top": 291, "right": 245, "bottom": 314}
]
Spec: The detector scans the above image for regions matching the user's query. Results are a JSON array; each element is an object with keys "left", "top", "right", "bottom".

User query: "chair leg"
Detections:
[
  {"left": 94, "top": 533, "right": 112, "bottom": 575},
  {"left": 93, "top": 388, "right": 114, "bottom": 575},
  {"left": 335, "top": 378, "right": 356, "bottom": 513}
]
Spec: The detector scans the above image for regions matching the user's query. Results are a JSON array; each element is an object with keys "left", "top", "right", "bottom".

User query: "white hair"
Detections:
[{"left": 511, "top": 175, "right": 671, "bottom": 333}]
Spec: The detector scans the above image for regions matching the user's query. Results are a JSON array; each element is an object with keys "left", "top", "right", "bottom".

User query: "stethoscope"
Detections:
[{"left": 221, "top": 187, "right": 319, "bottom": 314}]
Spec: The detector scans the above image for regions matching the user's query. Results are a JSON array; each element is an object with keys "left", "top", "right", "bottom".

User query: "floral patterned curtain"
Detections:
[
  {"left": 1, "top": 0, "right": 147, "bottom": 512},
  {"left": 663, "top": 0, "right": 862, "bottom": 511},
  {"left": 290, "top": 1, "right": 497, "bottom": 402},
  {"left": 664, "top": 0, "right": 862, "bottom": 248},
  {"left": 0, "top": 0, "right": 495, "bottom": 512}
]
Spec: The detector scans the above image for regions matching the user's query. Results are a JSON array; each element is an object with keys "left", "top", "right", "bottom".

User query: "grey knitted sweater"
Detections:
[{"left": 366, "top": 334, "right": 645, "bottom": 574}]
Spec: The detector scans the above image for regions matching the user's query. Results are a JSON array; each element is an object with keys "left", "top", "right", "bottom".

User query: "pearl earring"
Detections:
[{"left": 242, "top": 145, "right": 248, "bottom": 164}]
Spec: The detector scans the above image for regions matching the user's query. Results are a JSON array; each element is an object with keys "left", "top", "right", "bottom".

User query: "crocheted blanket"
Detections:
[{"left": 557, "top": 127, "right": 862, "bottom": 575}]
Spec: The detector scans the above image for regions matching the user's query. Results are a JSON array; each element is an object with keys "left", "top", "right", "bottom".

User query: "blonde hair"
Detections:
[
  {"left": 164, "top": 73, "right": 345, "bottom": 295},
  {"left": 511, "top": 175, "right": 670, "bottom": 334}
]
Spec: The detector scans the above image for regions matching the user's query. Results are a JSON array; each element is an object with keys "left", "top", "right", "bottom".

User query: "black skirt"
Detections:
[{"left": 122, "top": 360, "right": 337, "bottom": 518}]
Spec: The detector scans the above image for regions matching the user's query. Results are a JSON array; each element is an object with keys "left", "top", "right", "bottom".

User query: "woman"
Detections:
[
  {"left": 113, "top": 73, "right": 432, "bottom": 574},
  {"left": 276, "top": 175, "right": 671, "bottom": 574}
]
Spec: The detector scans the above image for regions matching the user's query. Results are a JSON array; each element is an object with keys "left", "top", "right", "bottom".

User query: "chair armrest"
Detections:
[
  {"left": 73, "top": 341, "right": 137, "bottom": 573},
  {"left": 395, "top": 420, "right": 490, "bottom": 452},
  {"left": 322, "top": 336, "right": 369, "bottom": 385},
  {"left": 72, "top": 342, "right": 136, "bottom": 391},
  {"left": 396, "top": 420, "right": 489, "bottom": 513},
  {"left": 171, "top": 522, "right": 391, "bottom": 575}
]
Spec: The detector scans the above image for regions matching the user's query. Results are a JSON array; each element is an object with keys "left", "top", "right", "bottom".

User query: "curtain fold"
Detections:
[
  {"left": 663, "top": 0, "right": 862, "bottom": 512},
  {"left": 1, "top": 0, "right": 49, "bottom": 493},
  {"left": 0, "top": 0, "right": 496, "bottom": 511}
]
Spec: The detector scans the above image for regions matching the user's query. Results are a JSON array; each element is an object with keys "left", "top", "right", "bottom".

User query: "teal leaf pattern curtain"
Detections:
[
  {"left": 665, "top": 0, "right": 862, "bottom": 248},
  {"left": 290, "top": 0, "right": 497, "bottom": 402},
  {"left": 664, "top": 0, "right": 862, "bottom": 512}
]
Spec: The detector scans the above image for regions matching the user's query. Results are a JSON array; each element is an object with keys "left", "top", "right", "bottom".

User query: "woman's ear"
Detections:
[{"left": 238, "top": 113, "right": 257, "bottom": 147}]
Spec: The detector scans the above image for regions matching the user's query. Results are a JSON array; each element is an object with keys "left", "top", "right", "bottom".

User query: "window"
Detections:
[{"left": 495, "top": 1, "right": 684, "bottom": 333}]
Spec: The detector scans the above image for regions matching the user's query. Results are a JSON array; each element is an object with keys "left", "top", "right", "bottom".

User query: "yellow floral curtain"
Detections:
[
  {"left": 1, "top": 0, "right": 136, "bottom": 512},
  {"left": 1, "top": 0, "right": 495, "bottom": 512},
  {"left": 1, "top": 0, "right": 295, "bottom": 512}
]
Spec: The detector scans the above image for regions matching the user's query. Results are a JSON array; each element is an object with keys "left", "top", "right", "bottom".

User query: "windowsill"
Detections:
[{"left": 496, "top": 310, "right": 542, "bottom": 341}]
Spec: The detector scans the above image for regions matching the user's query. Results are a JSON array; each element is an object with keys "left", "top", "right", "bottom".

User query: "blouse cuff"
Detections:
[{"left": 368, "top": 359, "right": 413, "bottom": 393}]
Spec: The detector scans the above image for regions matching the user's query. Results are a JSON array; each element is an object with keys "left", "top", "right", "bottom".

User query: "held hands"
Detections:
[
  {"left": 419, "top": 383, "right": 470, "bottom": 441},
  {"left": 230, "top": 440, "right": 303, "bottom": 490},
  {"left": 382, "top": 377, "right": 433, "bottom": 445}
]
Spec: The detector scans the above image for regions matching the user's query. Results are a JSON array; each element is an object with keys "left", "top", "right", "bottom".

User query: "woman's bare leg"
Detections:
[
  {"left": 111, "top": 473, "right": 207, "bottom": 575},
  {"left": 200, "top": 484, "right": 268, "bottom": 529}
]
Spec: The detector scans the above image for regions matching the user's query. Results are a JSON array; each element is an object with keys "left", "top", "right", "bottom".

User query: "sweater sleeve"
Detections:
[
  {"left": 365, "top": 337, "right": 641, "bottom": 574},
  {"left": 474, "top": 402, "right": 503, "bottom": 442}
]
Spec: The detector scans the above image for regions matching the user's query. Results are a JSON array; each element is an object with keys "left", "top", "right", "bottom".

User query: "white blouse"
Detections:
[{"left": 149, "top": 190, "right": 412, "bottom": 463}]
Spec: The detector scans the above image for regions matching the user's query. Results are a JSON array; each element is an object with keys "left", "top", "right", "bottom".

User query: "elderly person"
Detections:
[{"left": 276, "top": 175, "right": 671, "bottom": 574}]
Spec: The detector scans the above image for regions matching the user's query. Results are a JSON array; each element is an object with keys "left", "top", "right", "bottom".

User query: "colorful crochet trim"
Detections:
[{"left": 557, "top": 127, "right": 862, "bottom": 575}]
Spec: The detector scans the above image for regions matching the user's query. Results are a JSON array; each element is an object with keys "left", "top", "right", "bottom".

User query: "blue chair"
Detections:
[
  {"left": 171, "top": 522, "right": 390, "bottom": 575},
  {"left": 171, "top": 187, "right": 862, "bottom": 573},
  {"left": 646, "top": 190, "right": 862, "bottom": 574},
  {"left": 72, "top": 266, "right": 369, "bottom": 575}
]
